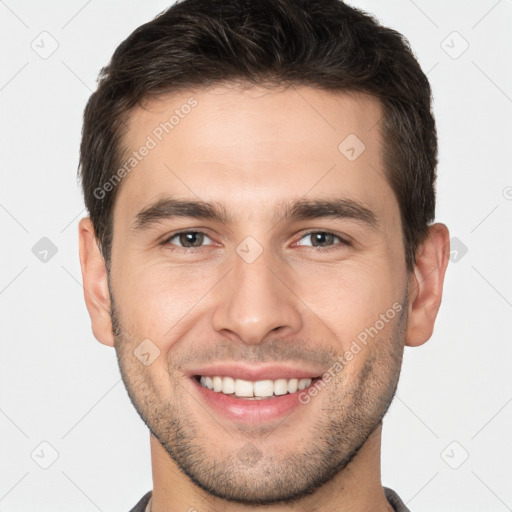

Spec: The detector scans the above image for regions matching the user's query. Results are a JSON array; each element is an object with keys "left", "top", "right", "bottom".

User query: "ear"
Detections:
[
  {"left": 78, "top": 217, "right": 114, "bottom": 347},
  {"left": 405, "top": 223, "right": 450, "bottom": 347}
]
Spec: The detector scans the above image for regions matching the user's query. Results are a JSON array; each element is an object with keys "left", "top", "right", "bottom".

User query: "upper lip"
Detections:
[{"left": 187, "top": 363, "right": 323, "bottom": 382}]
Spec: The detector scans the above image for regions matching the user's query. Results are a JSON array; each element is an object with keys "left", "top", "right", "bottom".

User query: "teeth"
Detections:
[
  {"left": 274, "top": 379, "right": 288, "bottom": 396},
  {"left": 287, "top": 378, "right": 299, "bottom": 393},
  {"left": 223, "top": 376, "right": 235, "bottom": 394},
  {"left": 213, "top": 376, "right": 223, "bottom": 392},
  {"left": 254, "top": 380, "right": 274, "bottom": 397},
  {"left": 298, "top": 378, "right": 310, "bottom": 390},
  {"left": 234, "top": 379, "right": 253, "bottom": 397},
  {"left": 198, "top": 376, "right": 313, "bottom": 397}
]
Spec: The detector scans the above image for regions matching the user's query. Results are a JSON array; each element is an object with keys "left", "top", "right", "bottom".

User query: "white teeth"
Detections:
[
  {"left": 213, "top": 376, "right": 223, "bottom": 392},
  {"left": 235, "top": 379, "right": 254, "bottom": 397},
  {"left": 273, "top": 379, "right": 288, "bottom": 396},
  {"left": 198, "top": 375, "right": 313, "bottom": 397},
  {"left": 223, "top": 376, "right": 235, "bottom": 394},
  {"left": 298, "top": 378, "right": 310, "bottom": 390},
  {"left": 254, "top": 380, "right": 274, "bottom": 397},
  {"left": 287, "top": 378, "right": 299, "bottom": 393}
]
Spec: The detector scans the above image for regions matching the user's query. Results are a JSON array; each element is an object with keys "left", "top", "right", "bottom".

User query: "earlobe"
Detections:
[
  {"left": 405, "top": 223, "right": 450, "bottom": 347},
  {"left": 78, "top": 217, "right": 115, "bottom": 347}
]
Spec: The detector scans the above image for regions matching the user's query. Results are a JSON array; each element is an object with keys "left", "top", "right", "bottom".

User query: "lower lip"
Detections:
[{"left": 191, "top": 377, "right": 313, "bottom": 423}]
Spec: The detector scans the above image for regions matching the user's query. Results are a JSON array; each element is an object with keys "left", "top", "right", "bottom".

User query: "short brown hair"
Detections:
[{"left": 79, "top": 0, "right": 437, "bottom": 272}]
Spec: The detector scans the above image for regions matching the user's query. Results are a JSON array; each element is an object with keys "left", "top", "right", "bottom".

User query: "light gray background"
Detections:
[{"left": 1, "top": 1, "right": 511, "bottom": 510}]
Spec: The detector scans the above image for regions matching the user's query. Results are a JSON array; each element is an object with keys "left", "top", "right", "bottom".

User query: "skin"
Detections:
[{"left": 79, "top": 84, "right": 450, "bottom": 512}]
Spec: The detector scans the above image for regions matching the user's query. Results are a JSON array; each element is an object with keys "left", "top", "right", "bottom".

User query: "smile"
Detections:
[{"left": 196, "top": 375, "right": 315, "bottom": 399}]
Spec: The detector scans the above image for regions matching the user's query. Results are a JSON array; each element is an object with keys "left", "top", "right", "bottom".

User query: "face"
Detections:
[{"left": 107, "top": 85, "right": 410, "bottom": 504}]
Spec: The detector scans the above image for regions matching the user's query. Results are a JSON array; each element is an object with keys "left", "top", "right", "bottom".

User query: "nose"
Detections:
[{"left": 211, "top": 246, "right": 303, "bottom": 345}]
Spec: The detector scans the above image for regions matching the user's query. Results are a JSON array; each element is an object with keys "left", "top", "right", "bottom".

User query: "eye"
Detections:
[
  {"left": 162, "top": 231, "right": 214, "bottom": 249},
  {"left": 161, "top": 229, "right": 350, "bottom": 251},
  {"left": 294, "top": 230, "right": 349, "bottom": 249}
]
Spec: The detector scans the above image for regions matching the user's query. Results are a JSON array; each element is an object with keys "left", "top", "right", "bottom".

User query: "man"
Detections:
[{"left": 77, "top": 0, "right": 450, "bottom": 510}]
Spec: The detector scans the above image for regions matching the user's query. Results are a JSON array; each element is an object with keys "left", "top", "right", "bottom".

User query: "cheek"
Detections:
[
  {"left": 111, "top": 257, "right": 221, "bottom": 340},
  {"left": 294, "top": 260, "right": 399, "bottom": 344}
]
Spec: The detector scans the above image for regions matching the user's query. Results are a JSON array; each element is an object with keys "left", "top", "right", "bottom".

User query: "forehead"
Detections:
[{"left": 115, "top": 85, "right": 394, "bottom": 223}]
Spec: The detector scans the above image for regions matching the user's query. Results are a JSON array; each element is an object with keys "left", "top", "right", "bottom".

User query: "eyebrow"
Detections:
[{"left": 132, "top": 196, "right": 379, "bottom": 231}]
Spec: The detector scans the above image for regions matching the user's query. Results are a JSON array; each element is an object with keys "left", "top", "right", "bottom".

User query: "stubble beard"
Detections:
[{"left": 110, "top": 291, "right": 408, "bottom": 505}]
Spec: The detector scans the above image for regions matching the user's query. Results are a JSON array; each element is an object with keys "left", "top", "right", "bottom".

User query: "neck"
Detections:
[{"left": 149, "top": 422, "right": 393, "bottom": 512}]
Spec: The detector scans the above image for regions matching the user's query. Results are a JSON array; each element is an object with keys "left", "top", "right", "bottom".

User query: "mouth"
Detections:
[
  {"left": 194, "top": 375, "right": 320, "bottom": 400},
  {"left": 187, "top": 365, "right": 324, "bottom": 423}
]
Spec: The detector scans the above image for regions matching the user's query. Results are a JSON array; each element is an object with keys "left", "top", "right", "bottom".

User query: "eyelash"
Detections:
[{"left": 160, "top": 229, "right": 351, "bottom": 251}]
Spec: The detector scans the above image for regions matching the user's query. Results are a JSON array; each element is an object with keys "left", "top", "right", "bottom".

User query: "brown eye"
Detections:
[
  {"left": 296, "top": 231, "right": 347, "bottom": 248},
  {"left": 164, "top": 231, "right": 212, "bottom": 248}
]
